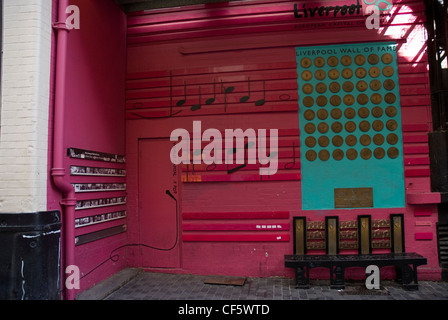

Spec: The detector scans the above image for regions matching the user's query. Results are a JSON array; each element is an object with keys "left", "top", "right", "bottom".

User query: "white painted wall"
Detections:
[{"left": 0, "top": 0, "right": 52, "bottom": 212}]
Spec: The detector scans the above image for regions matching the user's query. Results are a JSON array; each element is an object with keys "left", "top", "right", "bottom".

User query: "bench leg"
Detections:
[
  {"left": 395, "top": 265, "right": 403, "bottom": 284},
  {"left": 294, "top": 266, "right": 310, "bottom": 289},
  {"left": 401, "top": 264, "right": 419, "bottom": 291},
  {"left": 330, "top": 266, "right": 345, "bottom": 289}
]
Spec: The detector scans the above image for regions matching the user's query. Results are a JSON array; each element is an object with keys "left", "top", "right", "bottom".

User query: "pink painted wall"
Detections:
[
  {"left": 125, "top": 0, "right": 441, "bottom": 281},
  {"left": 47, "top": 0, "right": 128, "bottom": 294}
]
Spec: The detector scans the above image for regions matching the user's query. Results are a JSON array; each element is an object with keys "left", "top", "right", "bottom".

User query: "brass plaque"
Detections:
[
  {"left": 359, "top": 217, "right": 371, "bottom": 255},
  {"left": 334, "top": 188, "right": 373, "bottom": 208},
  {"left": 392, "top": 215, "right": 403, "bottom": 254},
  {"left": 327, "top": 218, "right": 338, "bottom": 255},
  {"left": 294, "top": 218, "right": 305, "bottom": 255}
]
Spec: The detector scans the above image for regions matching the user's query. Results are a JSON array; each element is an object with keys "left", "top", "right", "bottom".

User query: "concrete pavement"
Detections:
[{"left": 77, "top": 268, "right": 448, "bottom": 301}]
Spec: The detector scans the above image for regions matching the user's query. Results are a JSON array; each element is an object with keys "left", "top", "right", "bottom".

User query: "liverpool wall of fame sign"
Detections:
[{"left": 296, "top": 42, "right": 405, "bottom": 210}]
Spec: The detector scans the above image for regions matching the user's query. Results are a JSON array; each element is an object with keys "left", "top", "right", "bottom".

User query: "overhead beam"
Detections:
[{"left": 116, "top": 0, "right": 240, "bottom": 12}]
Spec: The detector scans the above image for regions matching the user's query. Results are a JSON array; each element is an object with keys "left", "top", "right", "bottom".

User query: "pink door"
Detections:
[{"left": 138, "top": 138, "right": 181, "bottom": 268}]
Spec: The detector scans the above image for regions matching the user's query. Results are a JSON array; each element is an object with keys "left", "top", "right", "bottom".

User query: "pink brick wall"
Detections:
[
  {"left": 125, "top": 0, "right": 441, "bottom": 280},
  {"left": 47, "top": 0, "right": 128, "bottom": 294}
]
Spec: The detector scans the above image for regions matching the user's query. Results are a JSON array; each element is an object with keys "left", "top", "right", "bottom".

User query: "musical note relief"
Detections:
[
  {"left": 176, "top": 81, "right": 187, "bottom": 106},
  {"left": 240, "top": 77, "right": 251, "bottom": 103},
  {"left": 205, "top": 79, "right": 216, "bottom": 105},
  {"left": 222, "top": 80, "right": 235, "bottom": 113},
  {"left": 255, "top": 80, "right": 266, "bottom": 106},
  {"left": 191, "top": 87, "right": 201, "bottom": 111},
  {"left": 129, "top": 72, "right": 276, "bottom": 120}
]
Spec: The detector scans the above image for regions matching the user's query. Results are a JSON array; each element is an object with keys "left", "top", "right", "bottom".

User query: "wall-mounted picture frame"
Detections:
[
  {"left": 72, "top": 183, "right": 126, "bottom": 193},
  {"left": 70, "top": 166, "right": 126, "bottom": 177},
  {"left": 75, "top": 196, "right": 127, "bottom": 210},
  {"left": 75, "top": 210, "right": 127, "bottom": 228}
]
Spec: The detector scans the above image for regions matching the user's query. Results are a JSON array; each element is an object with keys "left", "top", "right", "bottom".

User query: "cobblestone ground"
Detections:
[{"left": 104, "top": 272, "right": 448, "bottom": 300}]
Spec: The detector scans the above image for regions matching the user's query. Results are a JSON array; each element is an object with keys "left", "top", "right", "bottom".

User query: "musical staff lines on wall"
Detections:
[{"left": 125, "top": 62, "right": 298, "bottom": 120}]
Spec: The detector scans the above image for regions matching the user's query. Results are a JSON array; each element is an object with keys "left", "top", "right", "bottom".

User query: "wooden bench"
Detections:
[{"left": 284, "top": 214, "right": 427, "bottom": 290}]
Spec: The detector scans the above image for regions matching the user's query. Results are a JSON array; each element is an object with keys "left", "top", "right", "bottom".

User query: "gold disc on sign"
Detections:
[
  {"left": 343, "top": 94, "right": 355, "bottom": 106},
  {"left": 359, "top": 120, "right": 371, "bottom": 132},
  {"left": 316, "top": 95, "right": 328, "bottom": 107},
  {"left": 301, "top": 70, "right": 312, "bottom": 81},
  {"left": 358, "top": 107, "right": 370, "bottom": 118},
  {"left": 346, "top": 148, "right": 358, "bottom": 160},
  {"left": 385, "top": 106, "right": 397, "bottom": 117},
  {"left": 317, "top": 109, "right": 328, "bottom": 120},
  {"left": 357, "top": 93, "right": 369, "bottom": 105},
  {"left": 330, "top": 95, "right": 342, "bottom": 106},
  {"left": 318, "top": 122, "right": 329, "bottom": 134},
  {"left": 372, "top": 120, "right": 384, "bottom": 132},
  {"left": 332, "top": 135, "right": 344, "bottom": 147},
  {"left": 331, "top": 121, "right": 343, "bottom": 133},
  {"left": 372, "top": 106, "right": 383, "bottom": 118},
  {"left": 371, "top": 93, "right": 383, "bottom": 104},
  {"left": 361, "top": 148, "right": 372, "bottom": 160},
  {"left": 315, "top": 69, "right": 326, "bottom": 80},
  {"left": 355, "top": 54, "right": 366, "bottom": 66},
  {"left": 356, "top": 67, "right": 367, "bottom": 78},
  {"left": 387, "top": 147, "right": 399, "bottom": 159},
  {"left": 328, "top": 69, "right": 340, "bottom": 80},
  {"left": 302, "top": 83, "right": 314, "bottom": 94},
  {"left": 386, "top": 119, "right": 398, "bottom": 131},
  {"left": 304, "top": 109, "right": 315, "bottom": 120},
  {"left": 384, "top": 93, "right": 396, "bottom": 104},
  {"left": 374, "top": 147, "right": 385, "bottom": 159},
  {"left": 356, "top": 80, "right": 368, "bottom": 92},
  {"left": 305, "top": 136, "right": 316, "bottom": 148},
  {"left": 373, "top": 134, "right": 385, "bottom": 145},
  {"left": 327, "top": 56, "right": 339, "bottom": 67},
  {"left": 345, "top": 135, "right": 357, "bottom": 146},
  {"left": 314, "top": 57, "right": 326, "bottom": 68},
  {"left": 383, "top": 79, "right": 395, "bottom": 91},
  {"left": 304, "top": 123, "right": 316, "bottom": 134},
  {"left": 303, "top": 96, "right": 314, "bottom": 107},
  {"left": 343, "top": 81, "right": 354, "bottom": 92},
  {"left": 319, "top": 149, "right": 330, "bottom": 161},
  {"left": 331, "top": 108, "right": 342, "bottom": 119},
  {"left": 369, "top": 66, "right": 381, "bottom": 78},
  {"left": 368, "top": 54, "right": 379, "bottom": 65},
  {"left": 318, "top": 136, "right": 330, "bottom": 147},
  {"left": 333, "top": 149, "right": 344, "bottom": 161},
  {"left": 306, "top": 150, "right": 317, "bottom": 161},
  {"left": 301, "top": 57, "right": 312, "bottom": 68},
  {"left": 345, "top": 121, "right": 357, "bottom": 132},
  {"left": 341, "top": 55, "right": 352, "bottom": 66},
  {"left": 360, "top": 134, "right": 371, "bottom": 146},
  {"left": 342, "top": 68, "right": 353, "bottom": 79},
  {"left": 387, "top": 133, "right": 399, "bottom": 145},
  {"left": 329, "top": 82, "right": 341, "bottom": 93},
  {"left": 344, "top": 107, "right": 356, "bottom": 119},
  {"left": 316, "top": 82, "right": 327, "bottom": 93},
  {"left": 370, "top": 79, "right": 382, "bottom": 91},
  {"left": 382, "top": 66, "right": 395, "bottom": 77},
  {"left": 381, "top": 53, "right": 393, "bottom": 64}
]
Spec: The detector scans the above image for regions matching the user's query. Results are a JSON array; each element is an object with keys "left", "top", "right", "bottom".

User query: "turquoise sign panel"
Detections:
[{"left": 296, "top": 42, "right": 405, "bottom": 210}]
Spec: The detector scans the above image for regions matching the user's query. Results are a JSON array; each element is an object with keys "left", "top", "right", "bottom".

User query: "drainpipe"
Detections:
[{"left": 51, "top": 0, "right": 76, "bottom": 301}]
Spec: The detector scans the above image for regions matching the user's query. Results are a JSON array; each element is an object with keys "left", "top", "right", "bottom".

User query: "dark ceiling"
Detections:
[{"left": 115, "top": 0, "right": 241, "bottom": 12}]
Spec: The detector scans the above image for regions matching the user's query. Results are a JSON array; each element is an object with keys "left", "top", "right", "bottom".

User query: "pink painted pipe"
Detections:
[{"left": 51, "top": 0, "right": 76, "bottom": 301}]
